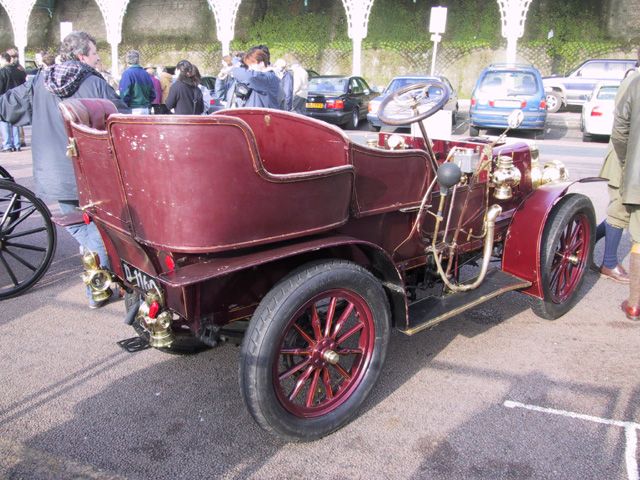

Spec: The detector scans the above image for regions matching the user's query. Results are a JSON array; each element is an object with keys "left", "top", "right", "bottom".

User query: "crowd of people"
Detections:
[{"left": 114, "top": 44, "right": 309, "bottom": 115}]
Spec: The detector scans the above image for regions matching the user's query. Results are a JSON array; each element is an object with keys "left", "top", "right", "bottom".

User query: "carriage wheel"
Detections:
[
  {"left": 0, "top": 179, "right": 56, "bottom": 299},
  {"left": 240, "top": 260, "right": 390, "bottom": 441},
  {"left": 532, "top": 194, "right": 595, "bottom": 319}
]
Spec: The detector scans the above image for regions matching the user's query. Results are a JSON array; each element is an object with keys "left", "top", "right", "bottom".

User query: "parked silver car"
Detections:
[{"left": 543, "top": 58, "right": 635, "bottom": 113}]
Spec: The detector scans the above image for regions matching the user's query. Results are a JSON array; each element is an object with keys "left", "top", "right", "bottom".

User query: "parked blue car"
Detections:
[{"left": 469, "top": 64, "right": 547, "bottom": 136}]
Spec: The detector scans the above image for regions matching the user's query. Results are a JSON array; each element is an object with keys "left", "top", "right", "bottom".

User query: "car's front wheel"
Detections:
[
  {"left": 545, "top": 91, "right": 563, "bottom": 113},
  {"left": 239, "top": 260, "right": 390, "bottom": 441},
  {"left": 532, "top": 194, "right": 595, "bottom": 320}
]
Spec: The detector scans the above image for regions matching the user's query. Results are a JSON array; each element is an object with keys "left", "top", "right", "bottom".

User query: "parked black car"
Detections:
[{"left": 304, "top": 75, "right": 377, "bottom": 129}]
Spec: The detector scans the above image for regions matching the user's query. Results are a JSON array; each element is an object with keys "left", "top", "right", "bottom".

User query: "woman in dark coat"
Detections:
[{"left": 164, "top": 60, "right": 204, "bottom": 115}]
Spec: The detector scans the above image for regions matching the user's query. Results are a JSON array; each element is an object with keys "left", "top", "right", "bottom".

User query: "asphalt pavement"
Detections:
[{"left": 1, "top": 115, "right": 638, "bottom": 480}]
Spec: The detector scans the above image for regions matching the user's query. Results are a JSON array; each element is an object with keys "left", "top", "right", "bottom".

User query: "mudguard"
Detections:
[{"left": 502, "top": 180, "right": 586, "bottom": 298}]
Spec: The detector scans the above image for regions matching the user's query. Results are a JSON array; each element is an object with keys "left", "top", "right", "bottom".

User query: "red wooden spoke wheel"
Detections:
[
  {"left": 533, "top": 194, "right": 595, "bottom": 320},
  {"left": 240, "top": 261, "right": 390, "bottom": 441},
  {"left": 274, "top": 289, "right": 375, "bottom": 418},
  {"left": 548, "top": 213, "right": 590, "bottom": 303}
]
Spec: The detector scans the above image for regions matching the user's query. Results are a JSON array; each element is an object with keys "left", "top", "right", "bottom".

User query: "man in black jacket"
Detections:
[{"left": 0, "top": 31, "right": 129, "bottom": 307}]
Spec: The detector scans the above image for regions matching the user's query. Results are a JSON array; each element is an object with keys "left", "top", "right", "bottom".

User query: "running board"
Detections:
[{"left": 398, "top": 269, "right": 531, "bottom": 336}]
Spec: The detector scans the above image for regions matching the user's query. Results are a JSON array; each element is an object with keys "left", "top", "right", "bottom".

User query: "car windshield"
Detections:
[
  {"left": 478, "top": 71, "right": 538, "bottom": 96},
  {"left": 385, "top": 78, "right": 429, "bottom": 94},
  {"left": 596, "top": 85, "right": 618, "bottom": 100},
  {"left": 309, "top": 78, "right": 347, "bottom": 94}
]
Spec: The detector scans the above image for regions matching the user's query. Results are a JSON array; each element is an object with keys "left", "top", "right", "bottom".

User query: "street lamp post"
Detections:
[{"left": 429, "top": 6, "right": 447, "bottom": 76}]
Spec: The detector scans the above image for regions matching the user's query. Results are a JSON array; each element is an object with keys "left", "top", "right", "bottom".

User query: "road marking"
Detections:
[{"left": 504, "top": 400, "right": 639, "bottom": 480}]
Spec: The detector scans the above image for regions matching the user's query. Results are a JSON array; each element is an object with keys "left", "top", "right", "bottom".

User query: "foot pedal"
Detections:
[{"left": 117, "top": 336, "right": 150, "bottom": 353}]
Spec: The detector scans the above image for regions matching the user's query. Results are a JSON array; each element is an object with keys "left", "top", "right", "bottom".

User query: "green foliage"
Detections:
[{"left": 235, "top": 11, "right": 340, "bottom": 44}]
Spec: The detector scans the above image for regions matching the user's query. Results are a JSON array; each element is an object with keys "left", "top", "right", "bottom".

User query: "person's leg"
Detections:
[
  {"left": 600, "top": 186, "right": 630, "bottom": 283},
  {"left": 59, "top": 201, "right": 113, "bottom": 308},
  {"left": 622, "top": 208, "right": 640, "bottom": 320},
  {"left": 1, "top": 121, "right": 11, "bottom": 151},
  {"left": 10, "top": 124, "right": 20, "bottom": 151},
  {"left": 58, "top": 201, "right": 110, "bottom": 269}
]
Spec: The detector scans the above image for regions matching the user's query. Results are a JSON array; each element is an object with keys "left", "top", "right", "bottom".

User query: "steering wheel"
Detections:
[{"left": 377, "top": 81, "right": 450, "bottom": 126}]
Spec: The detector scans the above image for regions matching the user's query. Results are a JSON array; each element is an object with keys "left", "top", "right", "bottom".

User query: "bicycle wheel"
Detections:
[{"left": 0, "top": 179, "right": 57, "bottom": 299}]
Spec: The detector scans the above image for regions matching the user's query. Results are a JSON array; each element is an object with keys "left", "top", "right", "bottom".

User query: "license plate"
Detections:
[
  {"left": 306, "top": 102, "right": 324, "bottom": 109},
  {"left": 493, "top": 100, "right": 521, "bottom": 108},
  {"left": 121, "top": 261, "right": 161, "bottom": 291}
]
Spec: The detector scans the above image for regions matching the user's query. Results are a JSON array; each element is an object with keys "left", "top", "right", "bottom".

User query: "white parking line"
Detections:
[{"left": 504, "top": 400, "right": 639, "bottom": 480}]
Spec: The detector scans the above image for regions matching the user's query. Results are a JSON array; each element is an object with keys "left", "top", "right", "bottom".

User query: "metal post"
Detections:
[
  {"left": 430, "top": 33, "right": 441, "bottom": 76},
  {"left": 428, "top": 6, "right": 447, "bottom": 76}
]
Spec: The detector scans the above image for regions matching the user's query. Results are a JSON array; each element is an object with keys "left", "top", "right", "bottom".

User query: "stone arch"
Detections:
[{"left": 0, "top": 0, "right": 38, "bottom": 64}]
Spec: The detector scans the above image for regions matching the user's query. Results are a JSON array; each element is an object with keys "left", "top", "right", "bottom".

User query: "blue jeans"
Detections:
[
  {"left": 1, "top": 121, "right": 20, "bottom": 150},
  {"left": 58, "top": 201, "right": 111, "bottom": 270}
]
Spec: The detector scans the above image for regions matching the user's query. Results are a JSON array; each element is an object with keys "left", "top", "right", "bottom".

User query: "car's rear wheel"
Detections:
[
  {"left": 240, "top": 260, "right": 390, "bottom": 441},
  {"left": 545, "top": 91, "right": 563, "bottom": 113},
  {"left": 348, "top": 108, "right": 360, "bottom": 129},
  {"left": 532, "top": 194, "right": 595, "bottom": 320}
]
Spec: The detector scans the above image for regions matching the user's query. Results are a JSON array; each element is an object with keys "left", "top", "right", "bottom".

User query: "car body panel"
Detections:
[
  {"left": 470, "top": 64, "right": 547, "bottom": 131},
  {"left": 367, "top": 75, "right": 458, "bottom": 128},
  {"left": 581, "top": 81, "right": 619, "bottom": 137}
]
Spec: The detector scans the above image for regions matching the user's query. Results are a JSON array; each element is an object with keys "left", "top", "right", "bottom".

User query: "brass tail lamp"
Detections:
[
  {"left": 136, "top": 290, "right": 175, "bottom": 348},
  {"left": 81, "top": 251, "right": 113, "bottom": 304}
]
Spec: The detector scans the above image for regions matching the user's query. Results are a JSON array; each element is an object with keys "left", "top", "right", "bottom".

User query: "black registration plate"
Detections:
[{"left": 121, "top": 261, "right": 161, "bottom": 292}]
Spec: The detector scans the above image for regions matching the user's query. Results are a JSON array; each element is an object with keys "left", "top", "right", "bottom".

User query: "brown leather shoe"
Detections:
[
  {"left": 600, "top": 264, "right": 630, "bottom": 284},
  {"left": 621, "top": 300, "right": 640, "bottom": 320}
]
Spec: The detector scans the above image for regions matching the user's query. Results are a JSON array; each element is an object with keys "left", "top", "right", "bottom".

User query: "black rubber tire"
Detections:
[
  {"left": 545, "top": 91, "right": 563, "bottom": 113},
  {"left": 582, "top": 132, "right": 591, "bottom": 142},
  {"left": 349, "top": 108, "right": 359, "bottom": 129},
  {"left": 0, "top": 179, "right": 56, "bottom": 299},
  {"left": 532, "top": 194, "right": 595, "bottom": 320},
  {"left": 469, "top": 125, "right": 480, "bottom": 137},
  {"left": 126, "top": 291, "right": 208, "bottom": 354},
  {"left": 239, "top": 260, "right": 390, "bottom": 441}
]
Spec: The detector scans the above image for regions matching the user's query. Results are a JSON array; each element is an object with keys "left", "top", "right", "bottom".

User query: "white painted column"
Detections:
[
  {"left": 209, "top": 0, "right": 242, "bottom": 58},
  {"left": 94, "top": 0, "right": 130, "bottom": 78},
  {"left": 497, "top": 0, "right": 533, "bottom": 64},
  {"left": 110, "top": 41, "right": 119, "bottom": 78},
  {"left": 341, "top": 0, "right": 374, "bottom": 76}
]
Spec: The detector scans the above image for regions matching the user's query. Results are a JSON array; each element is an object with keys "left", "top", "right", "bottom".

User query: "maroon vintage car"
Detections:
[{"left": 57, "top": 82, "right": 596, "bottom": 441}]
